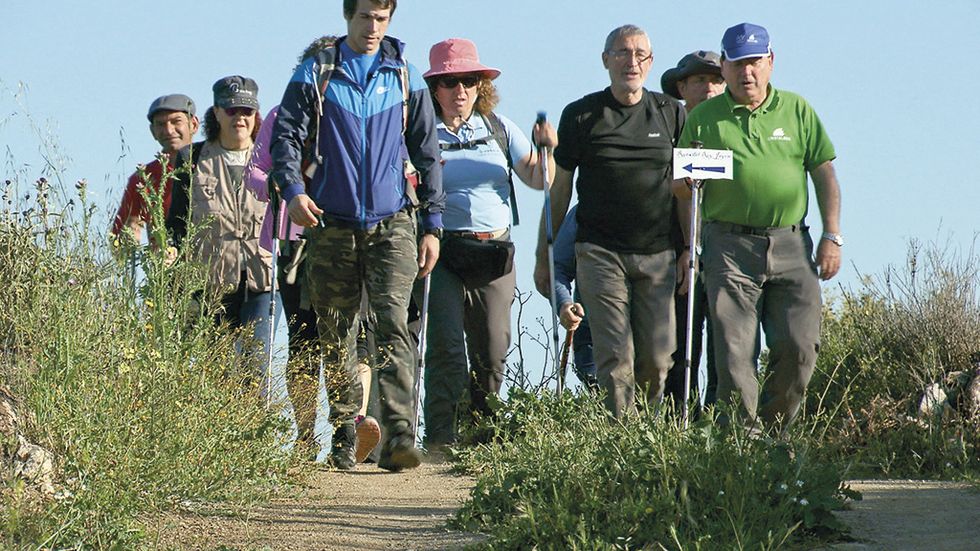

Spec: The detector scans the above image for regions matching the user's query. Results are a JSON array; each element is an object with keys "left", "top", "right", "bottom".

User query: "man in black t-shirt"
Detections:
[{"left": 535, "top": 24, "right": 689, "bottom": 417}]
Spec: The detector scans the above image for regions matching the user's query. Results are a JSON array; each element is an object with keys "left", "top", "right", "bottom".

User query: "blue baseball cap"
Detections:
[{"left": 721, "top": 23, "right": 772, "bottom": 61}]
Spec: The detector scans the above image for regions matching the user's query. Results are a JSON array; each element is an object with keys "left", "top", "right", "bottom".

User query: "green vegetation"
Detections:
[
  {"left": 0, "top": 175, "right": 290, "bottom": 548},
  {"left": 451, "top": 237, "right": 980, "bottom": 549},
  {"left": 806, "top": 237, "right": 980, "bottom": 478},
  {"left": 454, "top": 391, "right": 856, "bottom": 550},
  {"left": 1, "top": 128, "right": 976, "bottom": 547}
]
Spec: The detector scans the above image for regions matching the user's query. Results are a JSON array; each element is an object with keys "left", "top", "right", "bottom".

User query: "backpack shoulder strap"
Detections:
[
  {"left": 481, "top": 111, "right": 519, "bottom": 226},
  {"left": 649, "top": 90, "right": 679, "bottom": 146},
  {"left": 398, "top": 64, "right": 410, "bottom": 133}
]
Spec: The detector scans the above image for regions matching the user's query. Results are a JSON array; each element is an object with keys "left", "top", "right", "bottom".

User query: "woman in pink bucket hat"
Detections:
[{"left": 419, "top": 38, "right": 557, "bottom": 449}]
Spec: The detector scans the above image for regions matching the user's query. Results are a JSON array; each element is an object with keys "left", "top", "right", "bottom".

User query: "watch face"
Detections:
[{"left": 824, "top": 233, "right": 844, "bottom": 246}]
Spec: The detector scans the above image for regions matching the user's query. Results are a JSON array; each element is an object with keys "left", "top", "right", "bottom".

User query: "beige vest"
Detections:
[{"left": 189, "top": 141, "right": 272, "bottom": 293}]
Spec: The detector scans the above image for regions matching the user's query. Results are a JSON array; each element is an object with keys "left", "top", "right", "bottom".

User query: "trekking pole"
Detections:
[
  {"left": 537, "top": 111, "right": 563, "bottom": 394},
  {"left": 558, "top": 329, "right": 574, "bottom": 389},
  {"left": 682, "top": 140, "right": 705, "bottom": 429},
  {"left": 412, "top": 273, "right": 431, "bottom": 447},
  {"left": 266, "top": 182, "right": 281, "bottom": 409}
]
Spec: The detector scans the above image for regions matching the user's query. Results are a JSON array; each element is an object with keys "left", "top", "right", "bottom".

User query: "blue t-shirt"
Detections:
[
  {"left": 437, "top": 112, "right": 532, "bottom": 231},
  {"left": 340, "top": 41, "right": 380, "bottom": 90}
]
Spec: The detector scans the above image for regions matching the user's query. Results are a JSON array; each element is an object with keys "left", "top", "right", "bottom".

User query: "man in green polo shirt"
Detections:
[{"left": 676, "top": 22, "right": 842, "bottom": 435}]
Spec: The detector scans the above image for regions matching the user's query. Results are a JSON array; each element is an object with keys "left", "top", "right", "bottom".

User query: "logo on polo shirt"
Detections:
[{"left": 768, "top": 127, "right": 791, "bottom": 142}]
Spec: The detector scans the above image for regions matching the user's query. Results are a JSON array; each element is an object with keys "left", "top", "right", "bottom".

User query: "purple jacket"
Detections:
[{"left": 246, "top": 106, "right": 304, "bottom": 252}]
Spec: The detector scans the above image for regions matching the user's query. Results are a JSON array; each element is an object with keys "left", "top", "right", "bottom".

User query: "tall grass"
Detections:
[
  {"left": 452, "top": 236, "right": 980, "bottom": 549},
  {"left": 454, "top": 390, "right": 856, "bottom": 550},
  {"left": 804, "top": 236, "right": 980, "bottom": 477},
  {"left": 0, "top": 174, "right": 290, "bottom": 547}
]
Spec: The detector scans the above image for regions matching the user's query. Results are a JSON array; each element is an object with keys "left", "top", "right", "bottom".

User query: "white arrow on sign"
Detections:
[{"left": 673, "top": 148, "right": 734, "bottom": 180}]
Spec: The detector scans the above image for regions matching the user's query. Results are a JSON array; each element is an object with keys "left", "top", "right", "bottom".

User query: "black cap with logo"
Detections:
[{"left": 212, "top": 76, "right": 259, "bottom": 110}]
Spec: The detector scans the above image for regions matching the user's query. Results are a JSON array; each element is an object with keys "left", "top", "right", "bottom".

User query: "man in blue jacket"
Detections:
[{"left": 270, "top": 0, "right": 444, "bottom": 472}]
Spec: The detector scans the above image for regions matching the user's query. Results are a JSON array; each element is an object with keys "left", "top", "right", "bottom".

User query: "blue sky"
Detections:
[{"left": 3, "top": 0, "right": 980, "bottom": 385}]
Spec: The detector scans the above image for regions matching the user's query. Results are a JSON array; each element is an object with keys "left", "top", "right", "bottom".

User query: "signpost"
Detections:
[{"left": 673, "top": 145, "right": 732, "bottom": 428}]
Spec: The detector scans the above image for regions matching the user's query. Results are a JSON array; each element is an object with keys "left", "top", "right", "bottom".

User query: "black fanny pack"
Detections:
[{"left": 440, "top": 235, "right": 515, "bottom": 287}]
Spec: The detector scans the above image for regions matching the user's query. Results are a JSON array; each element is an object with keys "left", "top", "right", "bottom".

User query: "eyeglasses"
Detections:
[
  {"left": 607, "top": 49, "right": 653, "bottom": 63},
  {"left": 437, "top": 75, "right": 480, "bottom": 89},
  {"left": 223, "top": 106, "right": 256, "bottom": 117}
]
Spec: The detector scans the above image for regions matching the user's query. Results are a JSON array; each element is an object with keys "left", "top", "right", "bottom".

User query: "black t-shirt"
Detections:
[{"left": 554, "top": 88, "right": 685, "bottom": 254}]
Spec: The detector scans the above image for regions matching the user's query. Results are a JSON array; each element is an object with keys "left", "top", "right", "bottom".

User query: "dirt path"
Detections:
[
  {"left": 151, "top": 460, "right": 483, "bottom": 550},
  {"left": 826, "top": 480, "right": 980, "bottom": 551},
  {"left": 152, "top": 468, "right": 980, "bottom": 550}
]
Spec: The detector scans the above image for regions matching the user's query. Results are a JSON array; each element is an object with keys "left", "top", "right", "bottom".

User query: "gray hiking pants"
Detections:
[
  {"left": 701, "top": 222, "right": 821, "bottom": 434},
  {"left": 576, "top": 241, "right": 676, "bottom": 418},
  {"left": 422, "top": 258, "right": 515, "bottom": 445}
]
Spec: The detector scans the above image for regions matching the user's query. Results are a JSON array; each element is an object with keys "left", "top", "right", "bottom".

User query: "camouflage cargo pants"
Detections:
[{"left": 305, "top": 210, "right": 419, "bottom": 439}]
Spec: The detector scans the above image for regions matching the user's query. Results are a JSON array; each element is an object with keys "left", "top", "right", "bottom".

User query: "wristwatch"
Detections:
[
  {"left": 423, "top": 227, "right": 443, "bottom": 240},
  {"left": 821, "top": 232, "right": 844, "bottom": 247}
]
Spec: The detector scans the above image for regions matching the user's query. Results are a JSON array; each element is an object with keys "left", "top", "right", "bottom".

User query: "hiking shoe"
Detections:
[
  {"left": 377, "top": 433, "right": 422, "bottom": 472},
  {"left": 328, "top": 424, "right": 357, "bottom": 471},
  {"left": 354, "top": 415, "right": 381, "bottom": 464}
]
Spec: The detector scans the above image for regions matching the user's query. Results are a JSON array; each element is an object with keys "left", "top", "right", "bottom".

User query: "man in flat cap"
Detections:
[
  {"left": 661, "top": 50, "right": 726, "bottom": 413},
  {"left": 112, "top": 94, "right": 199, "bottom": 244},
  {"left": 676, "top": 23, "right": 842, "bottom": 435}
]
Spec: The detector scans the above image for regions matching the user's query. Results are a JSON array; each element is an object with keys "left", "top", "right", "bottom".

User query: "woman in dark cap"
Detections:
[
  {"left": 167, "top": 75, "right": 280, "bottom": 397},
  {"left": 420, "top": 38, "right": 556, "bottom": 449}
]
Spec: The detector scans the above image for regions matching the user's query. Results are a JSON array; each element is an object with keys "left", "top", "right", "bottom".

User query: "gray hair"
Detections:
[{"left": 604, "top": 24, "right": 647, "bottom": 52}]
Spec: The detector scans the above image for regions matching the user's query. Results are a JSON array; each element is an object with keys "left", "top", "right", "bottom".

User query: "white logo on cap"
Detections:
[
  {"left": 747, "top": 34, "right": 758, "bottom": 44},
  {"left": 230, "top": 83, "right": 240, "bottom": 93}
]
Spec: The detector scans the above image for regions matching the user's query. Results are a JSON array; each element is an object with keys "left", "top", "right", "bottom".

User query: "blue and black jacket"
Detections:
[{"left": 270, "top": 35, "right": 444, "bottom": 230}]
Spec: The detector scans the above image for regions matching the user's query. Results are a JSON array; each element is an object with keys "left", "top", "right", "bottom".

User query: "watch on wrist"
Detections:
[
  {"left": 423, "top": 227, "right": 443, "bottom": 240},
  {"left": 821, "top": 232, "right": 844, "bottom": 247}
]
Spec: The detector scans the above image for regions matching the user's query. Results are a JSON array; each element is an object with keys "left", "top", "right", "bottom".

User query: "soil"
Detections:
[
  {"left": 152, "top": 467, "right": 980, "bottom": 550},
  {"left": 149, "top": 459, "right": 484, "bottom": 551},
  {"left": 824, "top": 480, "right": 980, "bottom": 551}
]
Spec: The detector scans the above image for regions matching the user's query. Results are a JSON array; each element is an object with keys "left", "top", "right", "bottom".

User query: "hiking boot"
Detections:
[
  {"left": 354, "top": 415, "right": 381, "bottom": 464},
  {"left": 328, "top": 424, "right": 357, "bottom": 471},
  {"left": 377, "top": 433, "right": 421, "bottom": 472}
]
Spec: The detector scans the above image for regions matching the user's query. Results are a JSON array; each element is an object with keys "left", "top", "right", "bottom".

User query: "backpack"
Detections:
[
  {"left": 301, "top": 37, "right": 413, "bottom": 186},
  {"left": 438, "top": 111, "right": 520, "bottom": 225}
]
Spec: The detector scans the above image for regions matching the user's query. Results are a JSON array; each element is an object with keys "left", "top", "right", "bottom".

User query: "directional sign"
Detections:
[{"left": 673, "top": 148, "right": 734, "bottom": 180}]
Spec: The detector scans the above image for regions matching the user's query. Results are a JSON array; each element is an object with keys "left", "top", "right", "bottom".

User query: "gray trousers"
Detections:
[
  {"left": 576, "top": 242, "right": 676, "bottom": 417},
  {"left": 305, "top": 210, "right": 419, "bottom": 440},
  {"left": 701, "top": 222, "right": 821, "bottom": 433},
  {"left": 422, "top": 259, "right": 515, "bottom": 445}
]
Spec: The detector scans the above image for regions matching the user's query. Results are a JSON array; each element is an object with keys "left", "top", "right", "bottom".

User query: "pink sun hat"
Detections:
[{"left": 423, "top": 38, "right": 501, "bottom": 80}]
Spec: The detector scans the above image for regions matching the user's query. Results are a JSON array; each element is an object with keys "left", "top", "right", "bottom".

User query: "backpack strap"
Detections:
[
  {"left": 166, "top": 140, "right": 207, "bottom": 247},
  {"left": 480, "top": 111, "right": 519, "bottom": 226},
  {"left": 304, "top": 41, "right": 339, "bottom": 178},
  {"left": 398, "top": 64, "right": 410, "bottom": 133}
]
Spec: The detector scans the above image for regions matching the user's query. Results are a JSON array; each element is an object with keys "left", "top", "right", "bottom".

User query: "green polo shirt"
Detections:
[{"left": 679, "top": 86, "right": 836, "bottom": 227}]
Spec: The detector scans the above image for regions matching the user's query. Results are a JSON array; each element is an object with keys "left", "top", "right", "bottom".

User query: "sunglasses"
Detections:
[
  {"left": 223, "top": 106, "right": 256, "bottom": 117},
  {"left": 437, "top": 75, "right": 480, "bottom": 89}
]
